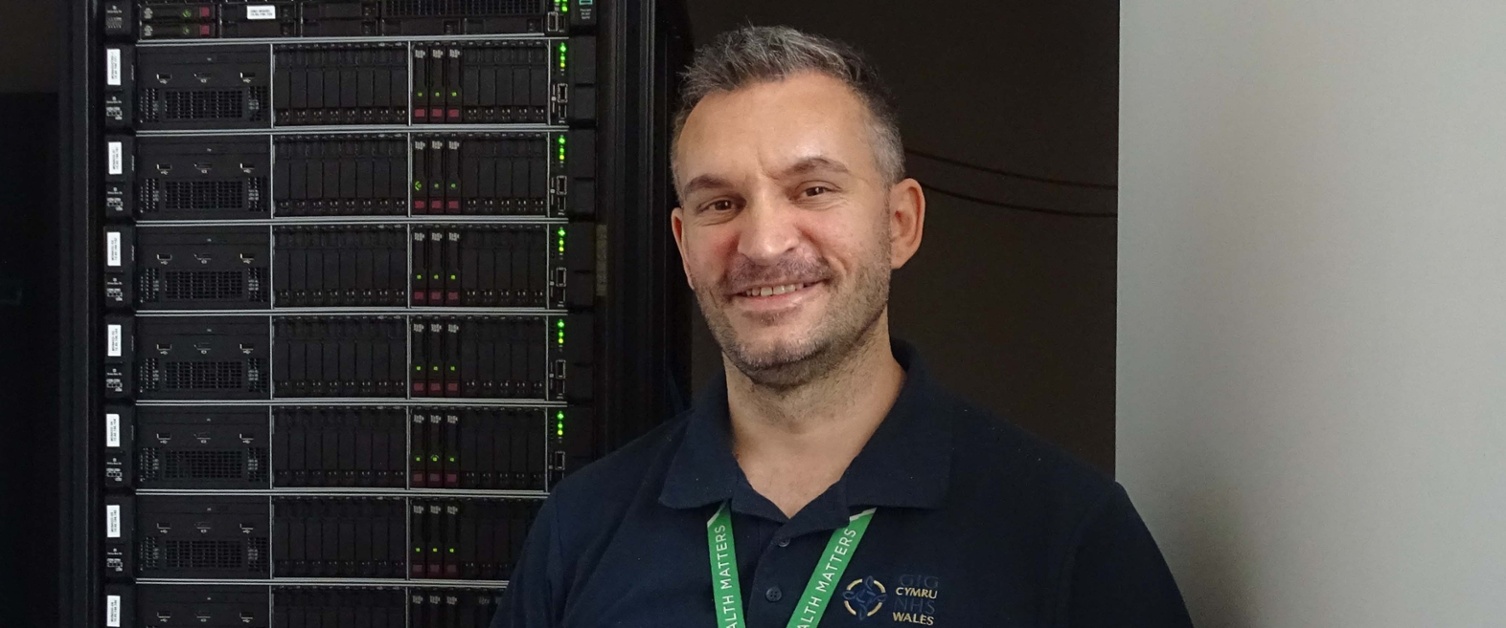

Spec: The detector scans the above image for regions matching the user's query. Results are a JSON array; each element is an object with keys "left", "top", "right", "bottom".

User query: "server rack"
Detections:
[{"left": 61, "top": 1, "right": 692, "bottom": 626}]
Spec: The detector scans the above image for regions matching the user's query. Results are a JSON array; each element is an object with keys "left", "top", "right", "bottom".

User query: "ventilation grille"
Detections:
[
  {"left": 139, "top": 269, "right": 267, "bottom": 303},
  {"left": 168, "top": 270, "right": 249, "bottom": 301},
  {"left": 164, "top": 90, "right": 244, "bottom": 120},
  {"left": 163, "top": 180, "right": 244, "bottom": 211},
  {"left": 138, "top": 178, "right": 267, "bottom": 214},
  {"left": 140, "top": 537, "right": 267, "bottom": 572},
  {"left": 139, "top": 448, "right": 269, "bottom": 482},
  {"left": 146, "top": 360, "right": 244, "bottom": 391},
  {"left": 138, "top": 87, "right": 267, "bottom": 123},
  {"left": 382, "top": 0, "right": 540, "bottom": 17}
]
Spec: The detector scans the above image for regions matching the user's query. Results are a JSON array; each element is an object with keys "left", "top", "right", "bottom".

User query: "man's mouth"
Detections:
[{"left": 738, "top": 282, "right": 815, "bottom": 298}]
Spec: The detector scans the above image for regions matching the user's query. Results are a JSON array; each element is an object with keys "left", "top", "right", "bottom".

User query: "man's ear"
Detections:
[
  {"left": 889, "top": 178, "right": 926, "bottom": 269},
  {"left": 671, "top": 206, "right": 695, "bottom": 291}
]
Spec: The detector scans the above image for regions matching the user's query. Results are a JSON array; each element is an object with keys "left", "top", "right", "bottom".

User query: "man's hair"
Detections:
[{"left": 671, "top": 26, "right": 905, "bottom": 188}]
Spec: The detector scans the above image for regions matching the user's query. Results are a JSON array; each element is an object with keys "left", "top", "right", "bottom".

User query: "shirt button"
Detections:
[
  {"left": 765, "top": 586, "right": 783, "bottom": 602},
  {"left": 776, "top": 538, "right": 790, "bottom": 548}
]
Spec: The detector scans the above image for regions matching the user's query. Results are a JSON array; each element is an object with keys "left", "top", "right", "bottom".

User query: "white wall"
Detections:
[{"left": 1118, "top": 2, "right": 1506, "bottom": 626}]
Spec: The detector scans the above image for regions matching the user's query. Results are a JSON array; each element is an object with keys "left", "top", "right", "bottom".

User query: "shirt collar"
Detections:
[{"left": 658, "top": 339, "right": 953, "bottom": 515}]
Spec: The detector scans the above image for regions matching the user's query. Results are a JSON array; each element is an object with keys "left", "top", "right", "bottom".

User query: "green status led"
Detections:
[
  {"left": 557, "top": 320, "right": 565, "bottom": 329},
  {"left": 414, "top": 181, "right": 423, "bottom": 191}
]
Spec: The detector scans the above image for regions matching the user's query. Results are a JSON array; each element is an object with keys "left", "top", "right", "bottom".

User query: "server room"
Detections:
[{"left": 3, "top": 1, "right": 1503, "bottom": 627}]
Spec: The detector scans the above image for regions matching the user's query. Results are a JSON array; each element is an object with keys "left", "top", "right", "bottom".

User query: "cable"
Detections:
[
  {"left": 921, "top": 182, "right": 1117, "bottom": 219},
  {"left": 906, "top": 149, "right": 1118, "bottom": 191}
]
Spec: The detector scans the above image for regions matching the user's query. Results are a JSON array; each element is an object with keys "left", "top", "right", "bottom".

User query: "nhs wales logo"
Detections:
[
  {"left": 841, "top": 576, "right": 887, "bottom": 620},
  {"left": 843, "top": 573, "right": 941, "bottom": 624},
  {"left": 886, "top": 574, "right": 940, "bottom": 625}
]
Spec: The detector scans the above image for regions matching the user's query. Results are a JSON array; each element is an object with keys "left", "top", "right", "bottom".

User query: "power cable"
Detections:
[
  {"left": 906, "top": 148, "right": 1118, "bottom": 191},
  {"left": 921, "top": 182, "right": 1117, "bottom": 219}
]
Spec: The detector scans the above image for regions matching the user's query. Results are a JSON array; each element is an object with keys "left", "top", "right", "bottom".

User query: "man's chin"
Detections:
[
  {"left": 725, "top": 336, "right": 822, "bottom": 374},
  {"left": 730, "top": 341, "right": 814, "bottom": 369}
]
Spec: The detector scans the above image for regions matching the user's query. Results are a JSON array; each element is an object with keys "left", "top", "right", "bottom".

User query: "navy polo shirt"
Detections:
[{"left": 495, "top": 342, "right": 1191, "bottom": 627}]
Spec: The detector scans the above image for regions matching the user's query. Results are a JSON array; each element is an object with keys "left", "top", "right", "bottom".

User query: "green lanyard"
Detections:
[{"left": 706, "top": 502, "right": 877, "bottom": 628}]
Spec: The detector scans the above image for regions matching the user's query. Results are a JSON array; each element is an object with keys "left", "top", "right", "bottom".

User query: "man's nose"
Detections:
[{"left": 735, "top": 195, "right": 800, "bottom": 263}]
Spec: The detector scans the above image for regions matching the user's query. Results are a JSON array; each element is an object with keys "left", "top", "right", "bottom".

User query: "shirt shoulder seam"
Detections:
[{"left": 1048, "top": 481, "right": 1122, "bottom": 628}]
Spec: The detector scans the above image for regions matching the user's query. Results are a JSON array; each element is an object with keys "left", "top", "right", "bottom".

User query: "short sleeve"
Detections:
[
  {"left": 1061, "top": 483, "right": 1193, "bottom": 627},
  {"left": 491, "top": 497, "right": 566, "bottom": 628}
]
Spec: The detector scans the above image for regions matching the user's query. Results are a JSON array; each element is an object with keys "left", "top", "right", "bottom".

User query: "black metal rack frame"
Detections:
[{"left": 58, "top": 1, "right": 691, "bottom": 624}]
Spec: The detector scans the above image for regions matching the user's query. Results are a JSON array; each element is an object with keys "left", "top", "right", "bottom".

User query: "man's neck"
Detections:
[{"left": 725, "top": 326, "right": 906, "bottom": 518}]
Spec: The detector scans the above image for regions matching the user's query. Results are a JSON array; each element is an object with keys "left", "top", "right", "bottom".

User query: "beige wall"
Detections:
[{"left": 1118, "top": 2, "right": 1506, "bottom": 625}]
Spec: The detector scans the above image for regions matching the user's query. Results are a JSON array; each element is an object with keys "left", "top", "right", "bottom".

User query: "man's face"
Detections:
[{"left": 671, "top": 72, "right": 914, "bottom": 387}]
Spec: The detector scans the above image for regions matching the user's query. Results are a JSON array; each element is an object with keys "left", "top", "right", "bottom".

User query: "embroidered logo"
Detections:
[
  {"left": 841, "top": 576, "right": 887, "bottom": 620},
  {"left": 888, "top": 574, "right": 941, "bottom": 625}
]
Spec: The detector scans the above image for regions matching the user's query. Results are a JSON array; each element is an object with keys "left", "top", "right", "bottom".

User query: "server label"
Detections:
[
  {"left": 106, "top": 231, "right": 122, "bottom": 267},
  {"left": 106, "top": 595, "right": 121, "bottom": 627},
  {"left": 247, "top": 5, "right": 277, "bottom": 19},
  {"left": 106, "top": 413, "right": 121, "bottom": 448},
  {"left": 107, "top": 324, "right": 123, "bottom": 357},
  {"left": 106, "top": 504, "right": 121, "bottom": 538},
  {"left": 106, "top": 49, "right": 121, "bottom": 87},
  {"left": 107, "top": 141, "right": 123, "bottom": 175}
]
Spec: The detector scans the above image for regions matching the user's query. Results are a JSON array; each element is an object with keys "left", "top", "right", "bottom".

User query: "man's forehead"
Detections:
[{"left": 674, "top": 73, "right": 874, "bottom": 185}]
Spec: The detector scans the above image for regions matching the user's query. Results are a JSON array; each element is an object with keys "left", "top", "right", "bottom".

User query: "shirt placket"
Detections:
[{"left": 742, "top": 521, "right": 809, "bottom": 627}]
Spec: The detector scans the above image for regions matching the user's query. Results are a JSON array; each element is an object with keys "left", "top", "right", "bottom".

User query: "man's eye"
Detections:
[
  {"left": 705, "top": 200, "right": 734, "bottom": 212},
  {"left": 804, "top": 186, "right": 830, "bottom": 197}
]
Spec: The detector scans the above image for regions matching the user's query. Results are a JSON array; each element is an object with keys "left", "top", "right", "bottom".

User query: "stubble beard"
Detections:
[{"left": 696, "top": 250, "right": 891, "bottom": 392}]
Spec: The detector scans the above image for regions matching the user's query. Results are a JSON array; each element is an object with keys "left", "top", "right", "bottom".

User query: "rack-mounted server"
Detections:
[{"left": 67, "top": 0, "right": 689, "bottom": 624}]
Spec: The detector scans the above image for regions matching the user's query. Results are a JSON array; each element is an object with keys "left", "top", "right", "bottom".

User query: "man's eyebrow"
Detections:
[
  {"left": 680, "top": 174, "right": 734, "bottom": 197},
  {"left": 776, "top": 156, "right": 852, "bottom": 179},
  {"left": 680, "top": 157, "right": 852, "bottom": 198}
]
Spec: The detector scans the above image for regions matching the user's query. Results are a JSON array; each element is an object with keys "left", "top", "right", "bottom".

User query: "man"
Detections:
[{"left": 497, "top": 26, "right": 1191, "bottom": 627}]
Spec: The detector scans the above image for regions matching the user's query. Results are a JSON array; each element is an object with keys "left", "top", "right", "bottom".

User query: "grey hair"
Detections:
[{"left": 671, "top": 26, "right": 906, "bottom": 190}]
